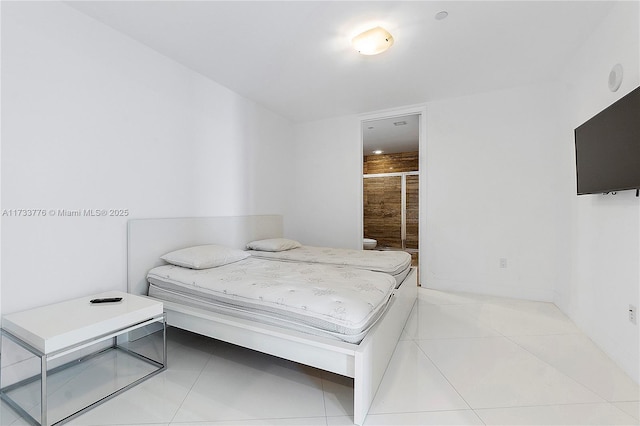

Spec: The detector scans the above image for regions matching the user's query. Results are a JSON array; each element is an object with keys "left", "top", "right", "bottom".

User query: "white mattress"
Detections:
[
  {"left": 147, "top": 257, "right": 396, "bottom": 343},
  {"left": 248, "top": 246, "right": 412, "bottom": 284}
]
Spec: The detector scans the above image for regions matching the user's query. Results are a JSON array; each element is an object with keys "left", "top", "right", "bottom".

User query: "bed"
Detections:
[
  {"left": 147, "top": 256, "right": 397, "bottom": 344},
  {"left": 127, "top": 215, "right": 417, "bottom": 425},
  {"left": 245, "top": 238, "right": 412, "bottom": 286}
]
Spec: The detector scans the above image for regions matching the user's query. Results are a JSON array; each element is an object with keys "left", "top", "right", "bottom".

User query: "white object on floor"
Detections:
[{"left": 363, "top": 238, "right": 377, "bottom": 250}]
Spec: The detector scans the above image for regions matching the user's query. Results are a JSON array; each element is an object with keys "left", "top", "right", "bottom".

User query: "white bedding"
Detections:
[
  {"left": 247, "top": 245, "right": 412, "bottom": 284},
  {"left": 147, "top": 257, "right": 396, "bottom": 343}
]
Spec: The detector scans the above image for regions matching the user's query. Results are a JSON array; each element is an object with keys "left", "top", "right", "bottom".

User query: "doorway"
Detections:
[{"left": 362, "top": 113, "right": 422, "bottom": 272}]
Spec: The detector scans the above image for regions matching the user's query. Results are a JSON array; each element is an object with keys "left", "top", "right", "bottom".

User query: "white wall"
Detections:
[
  {"left": 424, "top": 84, "right": 569, "bottom": 301},
  {"left": 556, "top": 1, "right": 639, "bottom": 383},
  {"left": 0, "top": 2, "right": 3, "bottom": 319},
  {"left": 278, "top": 1, "right": 639, "bottom": 384},
  {"left": 286, "top": 115, "right": 362, "bottom": 248},
  {"left": 288, "top": 83, "right": 570, "bottom": 303},
  {"left": 1, "top": 1, "right": 290, "bottom": 314},
  {"left": 1, "top": 0, "right": 636, "bottom": 385}
]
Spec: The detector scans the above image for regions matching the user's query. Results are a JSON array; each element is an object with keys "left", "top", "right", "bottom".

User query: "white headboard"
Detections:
[{"left": 127, "top": 215, "right": 283, "bottom": 296}]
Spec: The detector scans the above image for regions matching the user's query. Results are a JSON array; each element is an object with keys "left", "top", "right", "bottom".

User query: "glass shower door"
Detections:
[{"left": 363, "top": 173, "right": 419, "bottom": 252}]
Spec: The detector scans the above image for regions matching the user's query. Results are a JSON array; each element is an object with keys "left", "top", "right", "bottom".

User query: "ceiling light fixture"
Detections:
[
  {"left": 352, "top": 26, "right": 394, "bottom": 55},
  {"left": 373, "top": 150, "right": 384, "bottom": 155}
]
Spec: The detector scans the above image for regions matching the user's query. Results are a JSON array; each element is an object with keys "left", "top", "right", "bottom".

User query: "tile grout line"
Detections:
[
  {"left": 426, "top": 294, "right": 604, "bottom": 400},
  {"left": 167, "top": 344, "right": 216, "bottom": 426},
  {"left": 417, "top": 291, "right": 495, "bottom": 425},
  {"left": 465, "top": 302, "right": 616, "bottom": 409},
  {"left": 414, "top": 291, "right": 640, "bottom": 425},
  {"left": 499, "top": 331, "right": 620, "bottom": 405},
  {"left": 473, "top": 400, "right": 640, "bottom": 424},
  {"left": 318, "top": 370, "right": 329, "bottom": 426},
  {"left": 414, "top": 294, "right": 610, "bottom": 424},
  {"left": 410, "top": 301, "right": 488, "bottom": 426}
]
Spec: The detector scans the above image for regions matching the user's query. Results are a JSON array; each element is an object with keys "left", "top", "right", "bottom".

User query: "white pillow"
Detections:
[
  {"left": 161, "top": 245, "right": 249, "bottom": 269},
  {"left": 246, "top": 238, "right": 301, "bottom": 252}
]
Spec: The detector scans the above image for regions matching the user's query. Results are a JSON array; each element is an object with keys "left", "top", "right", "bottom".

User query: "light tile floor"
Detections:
[{"left": 1, "top": 288, "right": 638, "bottom": 425}]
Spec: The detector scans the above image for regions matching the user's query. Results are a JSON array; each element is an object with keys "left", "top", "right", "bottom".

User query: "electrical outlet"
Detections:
[
  {"left": 499, "top": 258, "right": 507, "bottom": 269},
  {"left": 629, "top": 305, "right": 637, "bottom": 325}
]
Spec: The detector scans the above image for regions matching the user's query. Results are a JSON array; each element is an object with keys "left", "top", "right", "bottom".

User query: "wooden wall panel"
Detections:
[
  {"left": 363, "top": 151, "right": 419, "bottom": 256},
  {"left": 363, "top": 176, "right": 402, "bottom": 248},
  {"left": 405, "top": 175, "right": 419, "bottom": 249},
  {"left": 363, "top": 151, "right": 418, "bottom": 174}
]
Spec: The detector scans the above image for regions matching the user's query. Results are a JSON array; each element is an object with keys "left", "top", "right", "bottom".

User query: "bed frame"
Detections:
[{"left": 127, "top": 215, "right": 417, "bottom": 425}]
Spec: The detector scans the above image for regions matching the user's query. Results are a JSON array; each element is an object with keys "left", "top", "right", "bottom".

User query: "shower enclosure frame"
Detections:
[{"left": 363, "top": 171, "right": 419, "bottom": 250}]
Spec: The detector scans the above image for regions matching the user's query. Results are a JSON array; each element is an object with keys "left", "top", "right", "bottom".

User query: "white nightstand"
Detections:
[{"left": 0, "top": 291, "right": 166, "bottom": 426}]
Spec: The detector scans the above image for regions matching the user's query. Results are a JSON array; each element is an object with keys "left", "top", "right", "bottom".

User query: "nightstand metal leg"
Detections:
[
  {"left": 1, "top": 313, "right": 165, "bottom": 425},
  {"left": 163, "top": 313, "right": 167, "bottom": 368},
  {"left": 41, "top": 356, "right": 47, "bottom": 426}
]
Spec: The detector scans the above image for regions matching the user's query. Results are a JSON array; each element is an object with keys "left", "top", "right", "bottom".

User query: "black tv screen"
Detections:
[{"left": 575, "top": 86, "right": 640, "bottom": 195}]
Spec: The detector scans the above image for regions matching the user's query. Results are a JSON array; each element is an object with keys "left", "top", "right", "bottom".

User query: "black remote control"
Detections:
[{"left": 90, "top": 297, "right": 123, "bottom": 304}]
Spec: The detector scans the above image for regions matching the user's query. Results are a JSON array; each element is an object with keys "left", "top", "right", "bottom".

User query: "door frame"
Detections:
[{"left": 359, "top": 104, "right": 427, "bottom": 285}]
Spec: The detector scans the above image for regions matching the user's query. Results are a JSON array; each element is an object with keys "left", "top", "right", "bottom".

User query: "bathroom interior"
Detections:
[{"left": 362, "top": 114, "right": 420, "bottom": 268}]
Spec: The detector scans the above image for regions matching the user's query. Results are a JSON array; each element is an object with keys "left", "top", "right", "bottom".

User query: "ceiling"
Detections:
[
  {"left": 66, "top": 1, "right": 615, "bottom": 125},
  {"left": 363, "top": 114, "right": 419, "bottom": 155}
]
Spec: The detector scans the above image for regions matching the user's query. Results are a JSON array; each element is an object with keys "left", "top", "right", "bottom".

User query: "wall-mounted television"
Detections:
[{"left": 574, "top": 86, "right": 640, "bottom": 195}]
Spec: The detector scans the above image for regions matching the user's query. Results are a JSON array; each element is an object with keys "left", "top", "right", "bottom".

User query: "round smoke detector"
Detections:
[
  {"left": 435, "top": 11, "right": 449, "bottom": 20},
  {"left": 608, "top": 64, "right": 623, "bottom": 92}
]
